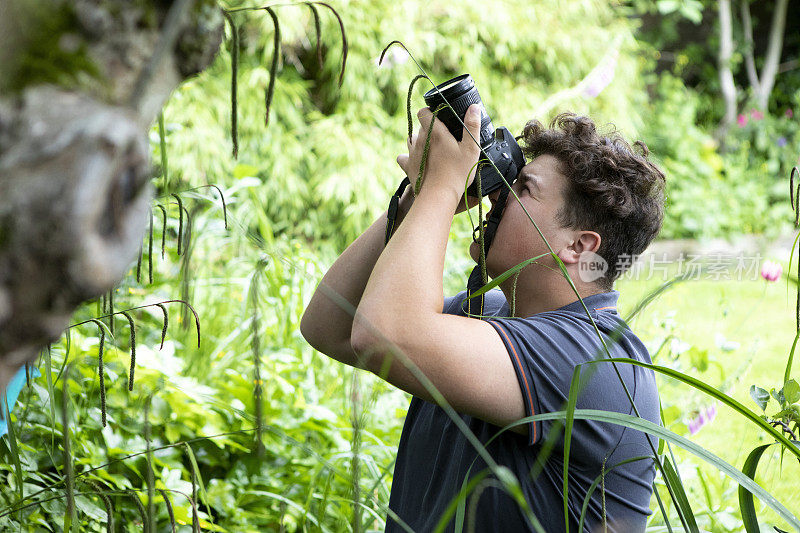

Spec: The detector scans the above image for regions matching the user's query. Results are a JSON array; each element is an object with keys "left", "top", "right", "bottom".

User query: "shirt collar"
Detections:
[
  {"left": 559, "top": 290, "right": 619, "bottom": 314},
  {"left": 496, "top": 290, "right": 619, "bottom": 318}
]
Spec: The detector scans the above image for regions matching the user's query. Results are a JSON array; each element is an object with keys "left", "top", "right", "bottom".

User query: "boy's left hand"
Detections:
[{"left": 400, "top": 103, "right": 483, "bottom": 199}]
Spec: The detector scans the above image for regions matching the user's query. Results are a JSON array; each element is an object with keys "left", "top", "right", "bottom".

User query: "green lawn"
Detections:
[{"left": 616, "top": 259, "right": 799, "bottom": 530}]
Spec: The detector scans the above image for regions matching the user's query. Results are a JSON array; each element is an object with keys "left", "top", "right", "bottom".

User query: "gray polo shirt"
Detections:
[{"left": 385, "top": 288, "right": 659, "bottom": 532}]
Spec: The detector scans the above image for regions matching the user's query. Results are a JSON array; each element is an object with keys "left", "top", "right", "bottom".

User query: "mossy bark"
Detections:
[{"left": 0, "top": 0, "right": 224, "bottom": 393}]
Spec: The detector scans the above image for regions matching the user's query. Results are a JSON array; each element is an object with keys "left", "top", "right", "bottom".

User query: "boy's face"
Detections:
[{"left": 469, "top": 154, "right": 571, "bottom": 278}]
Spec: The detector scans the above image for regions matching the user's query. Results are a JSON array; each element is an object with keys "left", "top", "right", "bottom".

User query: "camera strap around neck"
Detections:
[
  {"left": 384, "top": 175, "right": 510, "bottom": 318},
  {"left": 465, "top": 185, "right": 510, "bottom": 317}
]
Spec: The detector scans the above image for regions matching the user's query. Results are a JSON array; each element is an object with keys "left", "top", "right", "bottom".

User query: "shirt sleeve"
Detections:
[
  {"left": 485, "top": 312, "right": 645, "bottom": 451},
  {"left": 442, "top": 290, "right": 468, "bottom": 316}
]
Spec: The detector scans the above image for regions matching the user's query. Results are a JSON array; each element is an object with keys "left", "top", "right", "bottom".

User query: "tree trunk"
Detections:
[
  {"left": 0, "top": 0, "right": 223, "bottom": 394},
  {"left": 754, "top": 0, "right": 788, "bottom": 110},
  {"left": 741, "top": 0, "right": 788, "bottom": 110}
]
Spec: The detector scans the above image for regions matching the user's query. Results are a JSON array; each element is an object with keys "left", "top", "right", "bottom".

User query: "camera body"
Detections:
[{"left": 423, "top": 74, "right": 525, "bottom": 198}]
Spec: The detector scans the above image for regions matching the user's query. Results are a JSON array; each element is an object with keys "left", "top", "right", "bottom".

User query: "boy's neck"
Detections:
[{"left": 498, "top": 267, "right": 605, "bottom": 318}]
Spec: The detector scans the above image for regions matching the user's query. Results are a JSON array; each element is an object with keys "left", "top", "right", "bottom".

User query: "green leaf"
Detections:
[
  {"left": 663, "top": 457, "right": 699, "bottom": 533},
  {"left": 738, "top": 441, "right": 800, "bottom": 533},
  {"left": 783, "top": 379, "right": 800, "bottom": 405},
  {"left": 464, "top": 253, "right": 550, "bottom": 301},
  {"left": 505, "top": 409, "right": 800, "bottom": 528},
  {"left": 750, "top": 385, "right": 770, "bottom": 412},
  {"left": 688, "top": 347, "right": 709, "bottom": 372},
  {"left": 771, "top": 387, "right": 786, "bottom": 408},
  {"left": 585, "top": 358, "right": 800, "bottom": 465},
  {"left": 233, "top": 163, "right": 259, "bottom": 180}
]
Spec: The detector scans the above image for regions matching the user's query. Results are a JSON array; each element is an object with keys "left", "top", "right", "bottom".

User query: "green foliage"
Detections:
[
  {"left": 3, "top": 0, "right": 800, "bottom": 530},
  {"left": 641, "top": 73, "right": 793, "bottom": 239}
]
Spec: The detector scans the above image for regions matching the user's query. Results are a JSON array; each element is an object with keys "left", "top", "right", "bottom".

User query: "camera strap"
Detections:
[
  {"left": 385, "top": 176, "right": 411, "bottom": 246},
  {"left": 465, "top": 184, "right": 511, "bottom": 317},
  {"left": 384, "top": 174, "right": 512, "bottom": 318}
]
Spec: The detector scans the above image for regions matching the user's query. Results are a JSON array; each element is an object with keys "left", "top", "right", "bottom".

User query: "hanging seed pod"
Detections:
[
  {"left": 89, "top": 319, "right": 107, "bottom": 427},
  {"left": 263, "top": 7, "right": 281, "bottom": 127},
  {"left": 136, "top": 244, "right": 143, "bottom": 284},
  {"left": 148, "top": 207, "right": 154, "bottom": 284},
  {"left": 204, "top": 184, "right": 228, "bottom": 230},
  {"left": 120, "top": 312, "right": 136, "bottom": 391},
  {"left": 159, "top": 489, "right": 176, "bottom": 533},
  {"left": 406, "top": 74, "right": 428, "bottom": 139},
  {"left": 315, "top": 2, "right": 347, "bottom": 87},
  {"left": 415, "top": 103, "right": 448, "bottom": 195},
  {"left": 306, "top": 3, "right": 323, "bottom": 68},
  {"left": 223, "top": 11, "right": 239, "bottom": 158},
  {"left": 127, "top": 489, "right": 147, "bottom": 531},
  {"left": 171, "top": 194, "right": 184, "bottom": 256},
  {"left": 108, "top": 289, "right": 114, "bottom": 337},
  {"left": 156, "top": 303, "right": 169, "bottom": 350},
  {"left": 87, "top": 481, "right": 114, "bottom": 533},
  {"left": 155, "top": 204, "right": 167, "bottom": 258}
]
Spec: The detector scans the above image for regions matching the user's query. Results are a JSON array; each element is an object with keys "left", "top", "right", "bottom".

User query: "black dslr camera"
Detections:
[{"left": 423, "top": 74, "right": 525, "bottom": 198}]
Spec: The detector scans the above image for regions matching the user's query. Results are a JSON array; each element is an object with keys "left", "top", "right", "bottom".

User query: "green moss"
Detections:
[{"left": 3, "top": 2, "right": 101, "bottom": 94}]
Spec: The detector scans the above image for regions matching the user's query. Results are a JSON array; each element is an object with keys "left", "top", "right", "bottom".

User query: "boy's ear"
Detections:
[{"left": 556, "top": 231, "right": 601, "bottom": 264}]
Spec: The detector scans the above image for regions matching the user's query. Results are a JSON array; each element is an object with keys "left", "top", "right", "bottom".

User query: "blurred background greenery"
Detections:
[{"left": 1, "top": 0, "right": 799, "bottom": 530}]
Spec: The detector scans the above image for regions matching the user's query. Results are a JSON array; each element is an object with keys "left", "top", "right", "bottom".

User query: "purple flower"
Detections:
[
  {"left": 760, "top": 260, "right": 782, "bottom": 282},
  {"left": 786, "top": 109, "right": 794, "bottom": 118},
  {"left": 777, "top": 137, "right": 788, "bottom": 148},
  {"left": 582, "top": 49, "right": 619, "bottom": 99},
  {"left": 737, "top": 114, "right": 748, "bottom": 127},
  {"left": 751, "top": 109, "right": 764, "bottom": 121},
  {"left": 687, "top": 404, "right": 717, "bottom": 435}
]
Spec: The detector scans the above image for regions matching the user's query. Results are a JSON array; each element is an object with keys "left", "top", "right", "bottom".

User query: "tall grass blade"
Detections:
[
  {"left": 663, "top": 456, "right": 698, "bottom": 532},
  {"left": 515, "top": 409, "right": 800, "bottom": 528},
  {"left": 158, "top": 112, "right": 168, "bottom": 191},
  {"left": 739, "top": 440, "right": 800, "bottom": 533},
  {"left": 145, "top": 397, "right": 154, "bottom": 533},
  {"left": 587, "top": 357, "right": 800, "bottom": 463},
  {"left": 577, "top": 456, "right": 651, "bottom": 532},
  {"left": 184, "top": 443, "right": 213, "bottom": 526},
  {"left": 61, "top": 364, "right": 76, "bottom": 532},
  {"left": 2, "top": 393, "right": 23, "bottom": 507}
]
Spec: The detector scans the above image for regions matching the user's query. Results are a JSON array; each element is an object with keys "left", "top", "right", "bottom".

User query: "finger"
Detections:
[
  {"left": 407, "top": 133, "right": 417, "bottom": 150},
  {"left": 462, "top": 104, "right": 483, "bottom": 151},
  {"left": 396, "top": 153, "right": 409, "bottom": 173},
  {"left": 416, "top": 106, "right": 433, "bottom": 132}
]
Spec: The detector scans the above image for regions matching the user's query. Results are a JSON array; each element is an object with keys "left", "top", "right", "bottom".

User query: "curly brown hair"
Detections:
[{"left": 519, "top": 112, "right": 666, "bottom": 289}]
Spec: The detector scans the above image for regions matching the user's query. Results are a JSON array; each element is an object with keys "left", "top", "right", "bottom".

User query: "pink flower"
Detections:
[
  {"left": 687, "top": 404, "right": 717, "bottom": 435},
  {"left": 582, "top": 49, "right": 619, "bottom": 99},
  {"left": 787, "top": 109, "right": 794, "bottom": 118},
  {"left": 737, "top": 114, "right": 748, "bottom": 127},
  {"left": 751, "top": 109, "right": 764, "bottom": 121},
  {"left": 760, "top": 260, "right": 782, "bottom": 282}
]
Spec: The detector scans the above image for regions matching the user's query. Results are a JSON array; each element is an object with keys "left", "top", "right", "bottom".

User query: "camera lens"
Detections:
[{"left": 423, "top": 74, "right": 494, "bottom": 145}]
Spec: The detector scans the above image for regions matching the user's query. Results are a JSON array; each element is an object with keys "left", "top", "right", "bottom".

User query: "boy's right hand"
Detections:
[{"left": 396, "top": 133, "right": 481, "bottom": 216}]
